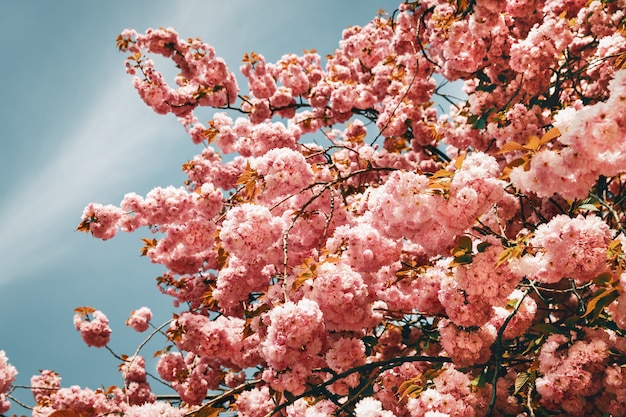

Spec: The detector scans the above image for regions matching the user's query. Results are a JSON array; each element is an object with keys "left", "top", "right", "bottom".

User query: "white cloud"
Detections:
[{"left": 0, "top": 77, "right": 183, "bottom": 286}]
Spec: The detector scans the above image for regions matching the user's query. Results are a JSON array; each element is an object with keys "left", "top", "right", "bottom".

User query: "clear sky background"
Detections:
[{"left": 0, "top": 1, "right": 398, "bottom": 411}]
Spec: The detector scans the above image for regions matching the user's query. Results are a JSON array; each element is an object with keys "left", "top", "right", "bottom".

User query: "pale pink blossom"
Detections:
[
  {"left": 354, "top": 397, "right": 396, "bottom": 417},
  {"left": 260, "top": 299, "right": 328, "bottom": 372},
  {"left": 124, "top": 401, "right": 185, "bottom": 417},
  {"left": 0, "top": 351, "right": 16, "bottom": 395},
  {"left": 30, "top": 370, "right": 61, "bottom": 403},
  {"left": 235, "top": 386, "right": 275, "bottom": 417},
  {"left": 126, "top": 306, "right": 152, "bottom": 332},
  {"left": 79, "top": 203, "right": 124, "bottom": 240},
  {"left": 73, "top": 309, "right": 112, "bottom": 348}
]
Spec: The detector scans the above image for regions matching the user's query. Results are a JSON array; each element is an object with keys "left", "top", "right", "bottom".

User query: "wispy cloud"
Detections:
[{"left": 0, "top": 77, "right": 182, "bottom": 286}]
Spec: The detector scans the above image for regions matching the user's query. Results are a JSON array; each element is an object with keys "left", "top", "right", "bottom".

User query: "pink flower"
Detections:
[
  {"left": 354, "top": 397, "right": 396, "bottom": 417},
  {"left": 306, "top": 261, "right": 379, "bottom": 331},
  {"left": 438, "top": 320, "right": 496, "bottom": 367},
  {"left": 156, "top": 352, "right": 185, "bottom": 383},
  {"left": 260, "top": 299, "right": 328, "bottom": 372},
  {"left": 253, "top": 147, "right": 314, "bottom": 203},
  {"left": 30, "top": 370, "right": 61, "bottom": 403},
  {"left": 73, "top": 309, "right": 112, "bottom": 348},
  {"left": 121, "top": 355, "right": 147, "bottom": 383},
  {"left": 0, "top": 351, "right": 17, "bottom": 396},
  {"left": 126, "top": 307, "right": 152, "bottom": 332},
  {"left": 125, "top": 381, "right": 156, "bottom": 406},
  {"left": 0, "top": 394, "right": 9, "bottom": 415},
  {"left": 326, "top": 223, "right": 401, "bottom": 273},
  {"left": 33, "top": 384, "right": 124, "bottom": 417},
  {"left": 235, "top": 386, "right": 275, "bottom": 417},
  {"left": 511, "top": 214, "right": 611, "bottom": 284},
  {"left": 78, "top": 203, "right": 124, "bottom": 240},
  {"left": 124, "top": 401, "right": 185, "bottom": 417},
  {"left": 219, "top": 203, "right": 284, "bottom": 263}
]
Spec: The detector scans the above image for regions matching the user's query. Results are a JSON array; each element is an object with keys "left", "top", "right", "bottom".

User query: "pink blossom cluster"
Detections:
[
  {"left": 31, "top": 384, "right": 125, "bottom": 417},
  {"left": 124, "top": 402, "right": 186, "bottom": 417},
  {"left": 252, "top": 147, "right": 314, "bottom": 203},
  {"left": 510, "top": 70, "right": 626, "bottom": 199},
  {"left": 117, "top": 27, "right": 238, "bottom": 120},
  {"left": 206, "top": 113, "right": 302, "bottom": 158},
  {"left": 28, "top": 366, "right": 184, "bottom": 417},
  {"left": 509, "top": 214, "right": 612, "bottom": 284},
  {"left": 73, "top": 309, "right": 112, "bottom": 348},
  {"left": 219, "top": 203, "right": 284, "bottom": 264},
  {"left": 305, "top": 260, "right": 381, "bottom": 332},
  {"left": 442, "top": 239, "right": 520, "bottom": 328},
  {"left": 534, "top": 329, "right": 626, "bottom": 415},
  {"left": 489, "top": 290, "right": 538, "bottom": 340},
  {"left": 170, "top": 313, "right": 259, "bottom": 371},
  {"left": 159, "top": 352, "right": 222, "bottom": 405},
  {"left": 30, "top": 369, "right": 60, "bottom": 404},
  {"left": 126, "top": 306, "right": 152, "bottom": 332},
  {"left": 354, "top": 397, "right": 396, "bottom": 417},
  {"left": 407, "top": 364, "right": 488, "bottom": 417},
  {"left": 437, "top": 0, "right": 625, "bottom": 160},
  {"left": 366, "top": 152, "right": 505, "bottom": 255},
  {"left": 326, "top": 223, "right": 401, "bottom": 273},
  {"left": 438, "top": 319, "right": 497, "bottom": 367},
  {"left": 78, "top": 203, "right": 125, "bottom": 240},
  {"left": 121, "top": 355, "right": 155, "bottom": 405},
  {"left": 324, "top": 337, "right": 366, "bottom": 394},
  {"left": 0, "top": 351, "right": 17, "bottom": 414},
  {"left": 260, "top": 299, "right": 328, "bottom": 394},
  {"left": 234, "top": 386, "right": 275, "bottom": 417}
]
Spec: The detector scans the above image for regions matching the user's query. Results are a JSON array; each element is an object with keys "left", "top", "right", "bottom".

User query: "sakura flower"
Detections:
[
  {"left": 0, "top": 351, "right": 16, "bottom": 413},
  {"left": 126, "top": 306, "right": 152, "bottom": 332},
  {"left": 260, "top": 299, "right": 328, "bottom": 372},
  {"left": 30, "top": 370, "right": 60, "bottom": 403},
  {"left": 0, "top": 350, "right": 16, "bottom": 395},
  {"left": 354, "top": 397, "right": 396, "bottom": 417},
  {"left": 73, "top": 309, "right": 111, "bottom": 348},
  {"left": 510, "top": 214, "right": 611, "bottom": 284},
  {"left": 235, "top": 386, "right": 275, "bottom": 417},
  {"left": 78, "top": 203, "right": 124, "bottom": 240},
  {"left": 124, "top": 401, "right": 185, "bottom": 417}
]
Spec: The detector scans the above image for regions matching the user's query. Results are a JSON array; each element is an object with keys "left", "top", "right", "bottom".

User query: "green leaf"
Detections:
[
  {"left": 468, "top": 114, "right": 486, "bottom": 130},
  {"left": 592, "top": 272, "right": 613, "bottom": 286},
  {"left": 582, "top": 289, "right": 620, "bottom": 321},
  {"left": 458, "top": 235, "right": 473, "bottom": 251},
  {"left": 451, "top": 254, "right": 473, "bottom": 266},
  {"left": 578, "top": 203, "right": 599, "bottom": 212},
  {"left": 564, "top": 315, "right": 580, "bottom": 329},
  {"left": 514, "top": 371, "right": 529, "bottom": 395},
  {"left": 283, "top": 390, "right": 295, "bottom": 404},
  {"left": 476, "top": 83, "right": 497, "bottom": 93},
  {"left": 514, "top": 371, "right": 536, "bottom": 395},
  {"left": 471, "top": 367, "right": 491, "bottom": 388},
  {"left": 477, "top": 241, "right": 491, "bottom": 253},
  {"left": 531, "top": 323, "right": 567, "bottom": 335}
]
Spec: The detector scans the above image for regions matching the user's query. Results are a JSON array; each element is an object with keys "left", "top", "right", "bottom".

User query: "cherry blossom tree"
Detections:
[{"left": 3, "top": 0, "right": 626, "bottom": 416}]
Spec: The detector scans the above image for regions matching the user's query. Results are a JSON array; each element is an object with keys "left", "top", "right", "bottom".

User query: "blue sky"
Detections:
[{"left": 0, "top": 1, "right": 390, "bottom": 411}]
